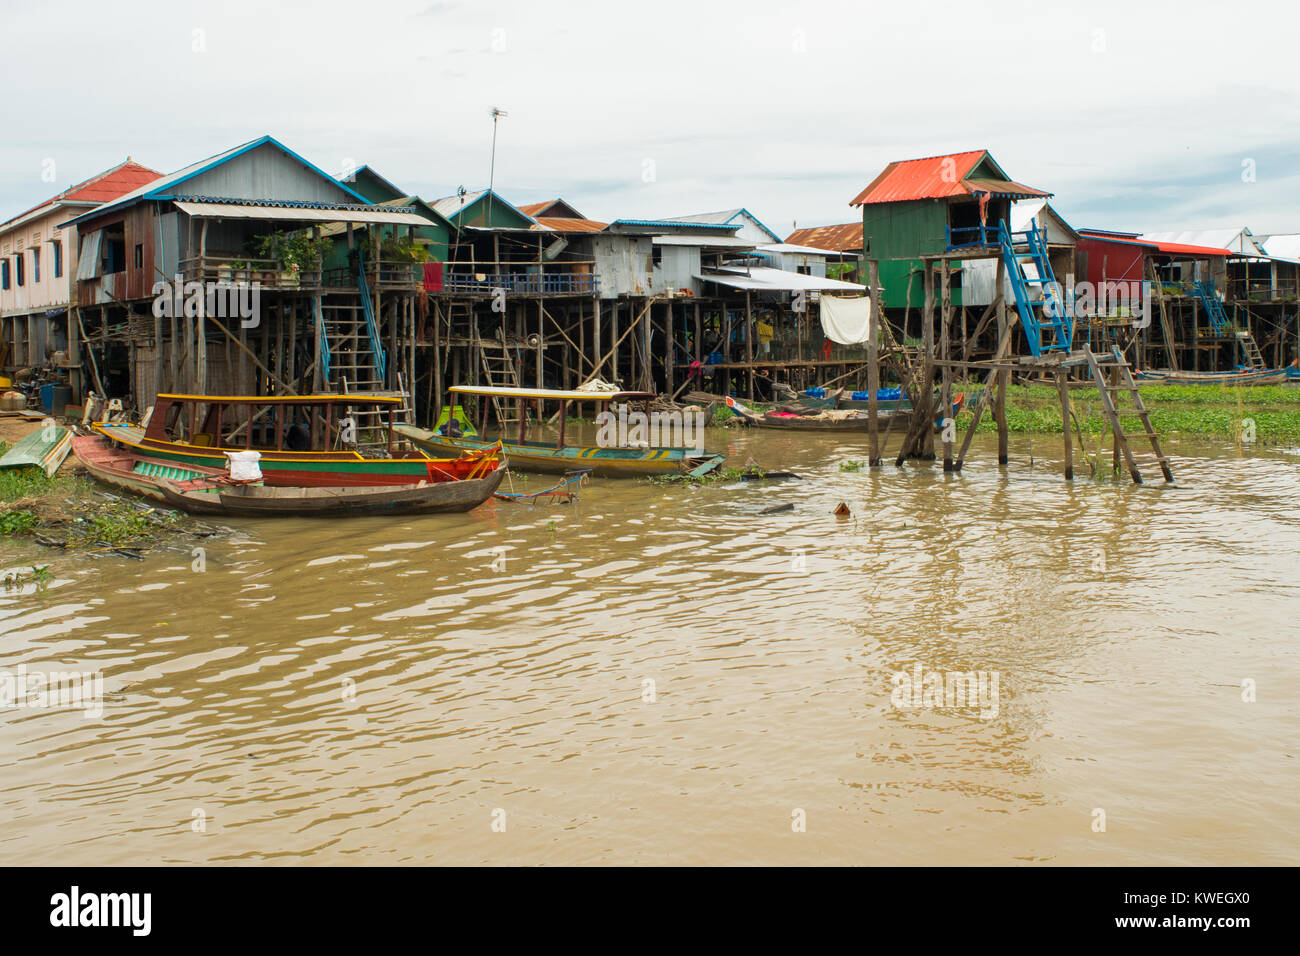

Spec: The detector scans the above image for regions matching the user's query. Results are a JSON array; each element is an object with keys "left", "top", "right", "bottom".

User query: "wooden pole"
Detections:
[
  {"left": 995, "top": 295, "right": 1009, "bottom": 464},
  {"left": 745, "top": 291, "right": 754, "bottom": 400},
  {"left": 867, "top": 260, "right": 882, "bottom": 467},
  {"left": 940, "top": 260, "right": 954, "bottom": 471},
  {"left": 1057, "top": 368, "right": 1073, "bottom": 480}
]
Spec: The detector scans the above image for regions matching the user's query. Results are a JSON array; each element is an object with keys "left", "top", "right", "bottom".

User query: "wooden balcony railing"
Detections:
[
  {"left": 436, "top": 260, "right": 600, "bottom": 296},
  {"left": 179, "top": 255, "right": 323, "bottom": 291}
]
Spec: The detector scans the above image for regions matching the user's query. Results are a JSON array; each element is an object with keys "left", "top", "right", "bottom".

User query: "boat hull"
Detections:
[
  {"left": 92, "top": 422, "right": 497, "bottom": 486},
  {"left": 73, "top": 434, "right": 503, "bottom": 517},
  {"left": 727, "top": 395, "right": 964, "bottom": 431},
  {"left": 1135, "top": 368, "right": 1288, "bottom": 386}
]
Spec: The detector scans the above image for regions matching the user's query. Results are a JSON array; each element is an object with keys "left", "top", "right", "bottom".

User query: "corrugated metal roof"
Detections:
[
  {"left": 517, "top": 199, "right": 586, "bottom": 219},
  {"left": 531, "top": 216, "right": 607, "bottom": 233},
  {"left": 1140, "top": 228, "right": 1265, "bottom": 256},
  {"left": 696, "top": 266, "right": 866, "bottom": 292},
  {"left": 429, "top": 188, "right": 537, "bottom": 226},
  {"left": 785, "top": 222, "right": 863, "bottom": 252},
  {"left": 1092, "top": 234, "right": 1230, "bottom": 257},
  {"left": 665, "top": 208, "right": 782, "bottom": 243},
  {"left": 653, "top": 234, "right": 755, "bottom": 248},
  {"left": 173, "top": 200, "right": 435, "bottom": 226},
  {"left": 62, "top": 136, "right": 372, "bottom": 227},
  {"left": 608, "top": 219, "right": 740, "bottom": 232},
  {"left": 849, "top": 150, "right": 1050, "bottom": 206},
  {"left": 757, "top": 243, "right": 835, "bottom": 255},
  {"left": 1, "top": 160, "right": 162, "bottom": 232},
  {"left": 1261, "top": 233, "right": 1300, "bottom": 261},
  {"left": 962, "top": 178, "right": 1051, "bottom": 199}
]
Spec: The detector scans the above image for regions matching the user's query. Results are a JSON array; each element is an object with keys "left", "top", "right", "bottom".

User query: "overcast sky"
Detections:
[{"left": 4, "top": 0, "right": 1299, "bottom": 237}]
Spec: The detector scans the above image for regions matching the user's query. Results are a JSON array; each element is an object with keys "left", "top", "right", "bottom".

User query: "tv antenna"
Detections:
[{"left": 487, "top": 107, "right": 508, "bottom": 221}]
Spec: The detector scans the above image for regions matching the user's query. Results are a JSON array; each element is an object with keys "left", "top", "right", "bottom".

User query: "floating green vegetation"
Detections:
[
  {"left": 954, "top": 383, "right": 1300, "bottom": 444},
  {"left": 649, "top": 464, "right": 767, "bottom": 485},
  {"left": 839, "top": 459, "right": 867, "bottom": 472},
  {"left": 1, "top": 565, "right": 52, "bottom": 591},
  {"left": 0, "top": 441, "right": 207, "bottom": 556}
]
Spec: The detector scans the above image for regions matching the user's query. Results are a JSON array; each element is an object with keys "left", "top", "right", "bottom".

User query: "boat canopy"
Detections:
[
  {"left": 448, "top": 385, "right": 655, "bottom": 401},
  {"left": 156, "top": 393, "right": 405, "bottom": 405}
]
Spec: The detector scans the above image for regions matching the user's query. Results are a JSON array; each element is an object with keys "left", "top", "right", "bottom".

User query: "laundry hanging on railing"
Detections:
[
  {"left": 422, "top": 261, "right": 443, "bottom": 292},
  {"left": 820, "top": 295, "right": 872, "bottom": 345}
]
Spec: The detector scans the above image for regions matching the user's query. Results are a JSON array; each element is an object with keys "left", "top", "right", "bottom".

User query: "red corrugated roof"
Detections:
[
  {"left": 1086, "top": 233, "right": 1230, "bottom": 257},
  {"left": 785, "top": 223, "right": 863, "bottom": 252},
  {"left": 849, "top": 150, "right": 1050, "bottom": 206},
  {"left": 1, "top": 159, "right": 162, "bottom": 229},
  {"left": 531, "top": 216, "right": 607, "bottom": 233}
]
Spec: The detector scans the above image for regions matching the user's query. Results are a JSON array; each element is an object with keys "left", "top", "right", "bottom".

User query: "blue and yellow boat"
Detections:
[{"left": 396, "top": 385, "right": 726, "bottom": 478}]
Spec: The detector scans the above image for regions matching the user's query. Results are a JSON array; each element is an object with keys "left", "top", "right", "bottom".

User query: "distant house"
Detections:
[
  {"left": 517, "top": 198, "right": 586, "bottom": 220},
  {"left": 320, "top": 165, "right": 455, "bottom": 263},
  {"left": 849, "top": 149, "right": 1051, "bottom": 308},
  {"left": 1, "top": 159, "right": 161, "bottom": 373},
  {"left": 664, "top": 208, "right": 782, "bottom": 246},
  {"left": 60, "top": 135, "right": 438, "bottom": 404},
  {"left": 785, "top": 223, "right": 865, "bottom": 281}
]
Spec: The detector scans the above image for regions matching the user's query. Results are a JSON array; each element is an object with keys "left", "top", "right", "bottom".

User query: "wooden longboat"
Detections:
[
  {"left": 72, "top": 433, "right": 503, "bottom": 517},
  {"left": 771, "top": 383, "right": 912, "bottom": 413},
  {"left": 1134, "top": 368, "right": 1288, "bottom": 386},
  {"left": 398, "top": 385, "right": 727, "bottom": 478},
  {"left": 94, "top": 393, "right": 500, "bottom": 487},
  {"left": 726, "top": 394, "right": 965, "bottom": 431}
]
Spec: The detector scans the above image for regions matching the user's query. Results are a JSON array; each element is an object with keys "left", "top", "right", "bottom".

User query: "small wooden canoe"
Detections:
[
  {"left": 0, "top": 424, "right": 72, "bottom": 477},
  {"left": 73, "top": 433, "right": 503, "bottom": 517},
  {"left": 727, "top": 395, "right": 964, "bottom": 431},
  {"left": 155, "top": 471, "right": 504, "bottom": 517},
  {"left": 394, "top": 423, "right": 726, "bottom": 478},
  {"left": 1134, "top": 367, "right": 1287, "bottom": 386}
]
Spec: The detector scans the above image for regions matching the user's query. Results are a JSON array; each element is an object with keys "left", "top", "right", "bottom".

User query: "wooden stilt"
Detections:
[
  {"left": 867, "top": 260, "right": 882, "bottom": 467},
  {"left": 1057, "top": 368, "right": 1073, "bottom": 481},
  {"left": 940, "top": 261, "right": 954, "bottom": 471}
]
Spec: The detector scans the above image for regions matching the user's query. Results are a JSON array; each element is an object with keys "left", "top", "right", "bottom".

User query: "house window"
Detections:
[
  {"left": 32, "top": 248, "right": 39, "bottom": 283},
  {"left": 652, "top": 246, "right": 663, "bottom": 267},
  {"left": 15, "top": 254, "right": 24, "bottom": 287},
  {"left": 53, "top": 240, "right": 62, "bottom": 278},
  {"left": 103, "top": 224, "right": 125, "bottom": 274},
  {"left": 134, "top": 243, "right": 143, "bottom": 269},
  {"left": 1, "top": 260, "right": 8, "bottom": 290}
]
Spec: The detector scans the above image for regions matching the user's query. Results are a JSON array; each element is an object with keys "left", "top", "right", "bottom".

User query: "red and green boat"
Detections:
[{"left": 93, "top": 393, "right": 499, "bottom": 487}]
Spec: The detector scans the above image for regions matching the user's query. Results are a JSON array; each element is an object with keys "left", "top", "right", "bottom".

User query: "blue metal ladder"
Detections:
[
  {"left": 356, "top": 250, "right": 387, "bottom": 382},
  {"left": 1192, "top": 280, "right": 1230, "bottom": 335},
  {"left": 997, "top": 220, "right": 1073, "bottom": 356}
]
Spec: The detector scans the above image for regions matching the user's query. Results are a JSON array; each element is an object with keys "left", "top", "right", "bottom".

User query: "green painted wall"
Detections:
[{"left": 863, "top": 199, "right": 958, "bottom": 308}]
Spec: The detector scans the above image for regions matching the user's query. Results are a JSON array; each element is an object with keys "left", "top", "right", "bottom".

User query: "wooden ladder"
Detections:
[
  {"left": 472, "top": 325, "right": 522, "bottom": 431},
  {"left": 1236, "top": 330, "right": 1265, "bottom": 369},
  {"left": 1083, "top": 345, "right": 1174, "bottom": 484}
]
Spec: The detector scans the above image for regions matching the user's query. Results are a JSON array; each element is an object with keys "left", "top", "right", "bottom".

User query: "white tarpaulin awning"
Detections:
[
  {"left": 695, "top": 266, "right": 866, "bottom": 292},
  {"left": 172, "top": 200, "right": 435, "bottom": 227},
  {"left": 820, "top": 294, "right": 873, "bottom": 344}
]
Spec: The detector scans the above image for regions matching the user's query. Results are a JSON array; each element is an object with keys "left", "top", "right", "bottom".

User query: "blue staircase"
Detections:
[
  {"left": 997, "top": 220, "right": 1073, "bottom": 356},
  {"left": 356, "top": 250, "right": 387, "bottom": 381},
  {"left": 1192, "top": 280, "right": 1231, "bottom": 335}
]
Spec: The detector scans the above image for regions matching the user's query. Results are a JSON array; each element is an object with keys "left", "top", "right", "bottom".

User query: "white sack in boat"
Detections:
[
  {"left": 225, "top": 450, "right": 263, "bottom": 481},
  {"left": 820, "top": 295, "right": 872, "bottom": 345}
]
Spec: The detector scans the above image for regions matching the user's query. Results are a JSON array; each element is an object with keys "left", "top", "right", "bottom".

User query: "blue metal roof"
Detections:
[
  {"left": 63, "top": 135, "right": 373, "bottom": 227},
  {"left": 610, "top": 219, "right": 740, "bottom": 230}
]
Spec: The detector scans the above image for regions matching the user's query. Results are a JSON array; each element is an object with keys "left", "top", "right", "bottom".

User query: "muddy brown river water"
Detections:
[{"left": 1, "top": 428, "right": 1297, "bottom": 865}]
